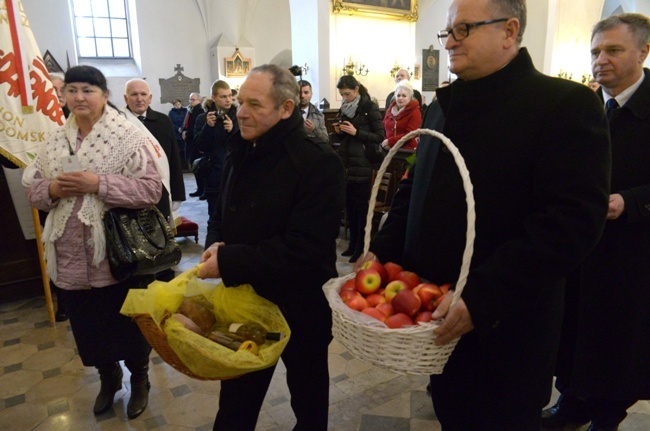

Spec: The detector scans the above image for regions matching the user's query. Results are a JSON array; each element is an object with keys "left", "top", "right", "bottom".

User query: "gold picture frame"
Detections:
[
  {"left": 332, "top": 0, "right": 418, "bottom": 22},
  {"left": 225, "top": 48, "right": 251, "bottom": 78}
]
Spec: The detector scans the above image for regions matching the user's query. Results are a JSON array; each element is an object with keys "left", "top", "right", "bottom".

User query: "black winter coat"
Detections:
[
  {"left": 371, "top": 49, "right": 611, "bottom": 411},
  {"left": 335, "top": 96, "right": 384, "bottom": 183},
  {"left": 138, "top": 107, "right": 186, "bottom": 219},
  {"left": 558, "top": 69, "right": 650, "bottom": 400},
  {"left": 205, "top": 109, "right": 346, "bottom": 335},
  {"left": 194, "top": 105, "right": 239, "bottom": 193}
]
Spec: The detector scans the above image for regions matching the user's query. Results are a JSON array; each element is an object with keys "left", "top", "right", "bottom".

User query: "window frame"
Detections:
[{"left": 72, "top": 0, "right": 133, "bottom": 60}]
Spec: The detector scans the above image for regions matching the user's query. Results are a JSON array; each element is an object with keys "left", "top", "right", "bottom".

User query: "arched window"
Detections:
[{"left": 72, "top": 0, "right": 131, "bottom": 58}]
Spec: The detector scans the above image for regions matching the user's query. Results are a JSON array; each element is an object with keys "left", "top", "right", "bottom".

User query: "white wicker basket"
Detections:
[{"left": 323, "top": 128, "right": 475, "bottom": 375}]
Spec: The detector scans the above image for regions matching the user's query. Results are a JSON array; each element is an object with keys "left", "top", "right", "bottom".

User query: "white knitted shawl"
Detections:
[{"left": 23, "top": 108, "right": 150, "bottom": 281}]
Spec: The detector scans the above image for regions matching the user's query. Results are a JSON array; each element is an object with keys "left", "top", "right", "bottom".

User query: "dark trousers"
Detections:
[
  {"left": 345, "top": 181, "right": 370, "bottom": 255},
  {"left": 213, "top": 323, "right": 331, "bottom": 431},
  {"left": 206, "top": 191, "right": 220, "bottom": 227}
]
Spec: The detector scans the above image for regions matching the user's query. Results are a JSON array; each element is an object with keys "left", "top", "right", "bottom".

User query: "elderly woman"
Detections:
[
  {"left": 334, "top": 75, "right": 385, "bottom": 262},
  {"left": 382, "top": 80, "right": 422, "bottom": 150},
  {"left": 23, "top": 66, "right": 161, "bottom": 420}
]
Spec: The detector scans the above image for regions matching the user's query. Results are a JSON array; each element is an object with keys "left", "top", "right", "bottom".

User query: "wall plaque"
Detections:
[
  {"left": 159, "top": 64, "right": 200, "bottom": 104},
  {"left": 422, "top": 46, "right": 440, "bottom": 91}
]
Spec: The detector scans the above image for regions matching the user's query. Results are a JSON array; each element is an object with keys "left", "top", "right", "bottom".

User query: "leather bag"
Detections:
[
  {"left": 364, "top": 142, "right": 386, "bottom": 164},
  {"left": 103, "top": 206, "right": 182, "bottom": 281}
]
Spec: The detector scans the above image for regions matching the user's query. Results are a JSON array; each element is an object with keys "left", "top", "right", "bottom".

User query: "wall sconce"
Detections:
[
  {"left": 342, "top": 57, "right": 369, "bottom": 76},
  {"left": 389, "top": 61, "right": 413, "bottom": 78},
  {"left": 289, "top": 63, "right": 309, "bottom": 80}
]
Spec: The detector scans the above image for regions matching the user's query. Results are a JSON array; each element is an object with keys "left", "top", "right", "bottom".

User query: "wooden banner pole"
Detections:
[{"left": 30, "top": 207, "right": 55, "bottom": 324}]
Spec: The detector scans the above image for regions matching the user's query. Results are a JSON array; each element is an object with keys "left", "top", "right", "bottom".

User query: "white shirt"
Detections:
[{"left": 602, "top": 73, "right": 645, "bottom": 107}]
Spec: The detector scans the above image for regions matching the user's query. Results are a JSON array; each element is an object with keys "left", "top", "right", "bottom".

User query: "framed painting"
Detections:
[
  {"left": 225, "top": 48, "right": 251, "bottom": 78},
  {"left": 332, "top": 0, "right": 418, "bottom": 22}
]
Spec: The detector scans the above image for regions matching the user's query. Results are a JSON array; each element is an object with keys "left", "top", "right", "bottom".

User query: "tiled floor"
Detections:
[{"left": 1, "top": 174, "right": 649, "bottom": 430}]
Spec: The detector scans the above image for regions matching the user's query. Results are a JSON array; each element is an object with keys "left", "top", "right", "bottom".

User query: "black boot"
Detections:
[
  {"left": 93, "top": 363, "right": 123, "bottom": 415},
  {"left": 125, "top": 357, "right": 151, "bottom": 419}
]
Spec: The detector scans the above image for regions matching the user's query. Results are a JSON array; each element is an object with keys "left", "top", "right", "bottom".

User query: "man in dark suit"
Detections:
[
  {"left": 356, "top": 0, "right": 611, "bottom": 429},
  {"left": 542, "top": 13, "right": 650, "bottom": 431},
  {"left": 198, "top": 64, "right": 345, "bottom": 431},
  {"left": 385, "top": 68, "right": 422, "bottom": 109},
  {"left": 124, "top": 78, "right": 186, "bottom": 222}
]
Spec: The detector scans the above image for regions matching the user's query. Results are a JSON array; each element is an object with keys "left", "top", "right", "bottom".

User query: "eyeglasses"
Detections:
[{"left": 437, "top": 18, "right": 509, "bottom": 46}]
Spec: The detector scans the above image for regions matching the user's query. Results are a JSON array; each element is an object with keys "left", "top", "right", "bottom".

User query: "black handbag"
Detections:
[
  {"left": 364, "top": 142, "right": 386, "bottom": 164},
  {"left": 192, "top": 156, "right": 211, "bottom": 179},
  {"left": 103, "top": 206, "right": 182, "bottom": 281}
]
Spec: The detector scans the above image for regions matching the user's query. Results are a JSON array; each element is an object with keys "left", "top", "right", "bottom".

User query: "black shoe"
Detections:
[
  {"left": 189, "top": 190, "right": 203, "bottom": 197},
  {"left": 341, "top": 248, "right": 354, "bottom": 257},
  {"left": 199, "top": 194, "right": 207, "bottom": 201},
  {"left": 55, "top": 309, "right": 69, "bottom": 322},
  {"left": 586, "top": 424, "right": 618, "bottom": 431},
  {"left": 541, "top": 396, "right": 590, "bottom": 429}
]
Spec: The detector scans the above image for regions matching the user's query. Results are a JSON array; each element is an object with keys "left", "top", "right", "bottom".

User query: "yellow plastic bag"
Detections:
[{"left": 121, "top": 266, "right": 291, "bottom": 379}]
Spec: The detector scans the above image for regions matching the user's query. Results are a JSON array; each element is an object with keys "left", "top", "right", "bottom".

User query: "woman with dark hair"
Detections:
[
  {"left": 334, "top": 75, "right": 385, "bottom": 262},
  {"left": 23, "top": 65, "right": 161, "bottom": 420}
]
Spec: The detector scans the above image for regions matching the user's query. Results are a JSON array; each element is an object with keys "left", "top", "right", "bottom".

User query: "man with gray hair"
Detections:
[
  {"left": 357, "top": 0, "right": 610, "bottom": 429},
  {"left": 385, "top": 67, "right": 422, "bottom": 109},
  {"left": 199, "top": 64, "right": 345, "bottom": 431},
  {"left": 543, "top": 13, "right": 650, "bottom": 431}
]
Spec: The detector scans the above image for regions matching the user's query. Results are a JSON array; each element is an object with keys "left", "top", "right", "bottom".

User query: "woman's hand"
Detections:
[
  {"left": 50, "top": 172, "right": 100, "bottom": 198},
  {"left": 381, "top": 139, "right": 390, "bottom": 150},
  {"left": 340, "top": 121, "right": 357, "bottom": 136}
]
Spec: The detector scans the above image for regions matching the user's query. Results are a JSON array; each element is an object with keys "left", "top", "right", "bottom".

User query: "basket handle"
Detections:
[{"left": 363, "top": 128, "right": 475, "bottom": 306}]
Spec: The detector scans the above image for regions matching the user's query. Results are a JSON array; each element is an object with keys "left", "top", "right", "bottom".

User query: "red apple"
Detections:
[
  {"left": 362, "top": 307, "right": 387, "bottom": 322},
  {"left": 366, "top": 293, "right": 386, "bottom": 307},
  {"left": 391, "top": 289, "right": 422, "bottom": 317},
  {"left": 355, "top": 269, "right": 382, "bottom": 295},
  {"left": 413, "top": 283, "right": 443, "bottom": 311},
  {"left": 376, "top": 302, "right": 394, "bottom": 317},
  {"left": 361, "top": 260, "right": 389, "bottom": 286},
  {"left": 340, "top": 289, "right": 360, "bottom": 302},
  {"left": 439, "top": 283, "right": 452, "bottom": 294},
  {"left": 345, "top": 295, "right": 369, "bottom": 312},
  {"left": 384, "top": 262, "right": 404, "bottom": 282},
  {"left": 341, "top": 279, "right": 357, "bottom": 292},
  {"left": 394, "top": 271, "right": 421, "bottom": 289},
  {"left": 434, "top": 295, "right": 446, "bottom": 310},
  {"left": 385, "top": 312, "right": 415, "bottom": 329},
  {"left": 415, "top": 311, "right": 433, "bottom": 323},
  {"left": 384, "top": 280, "right": 409, "bottom": 303}
]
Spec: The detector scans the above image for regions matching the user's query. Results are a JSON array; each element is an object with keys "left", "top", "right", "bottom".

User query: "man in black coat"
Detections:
[
  {"left": 542, "top": 13, "right": 650, "bottom": 431},
  {"left": 194, "top": 79, "right": 238, "bottom": 228},
  {"left": 183, "top": 92, "right": 205, "bottom": 196},
  {"left": 199, "top": 65, "right": 345, "bottom": 431},
  {"left": 123, "top": 79, "right": 186, "bottom": 221},
  {"left": 356, "top": 0, "right": 611, "bottom": 429}
]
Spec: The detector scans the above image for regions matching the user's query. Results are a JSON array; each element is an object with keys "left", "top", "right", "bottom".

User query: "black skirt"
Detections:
[{"left": 66, "top": 280, "right": 151, "bottom": 367}]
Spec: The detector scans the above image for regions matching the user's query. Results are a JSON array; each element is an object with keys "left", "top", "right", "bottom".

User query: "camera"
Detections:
[{"left": 211, "top": 109, "right": 226, "bottom": 122}]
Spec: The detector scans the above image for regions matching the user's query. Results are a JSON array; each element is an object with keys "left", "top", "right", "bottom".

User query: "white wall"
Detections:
[{"left": 21, "top": 0, "right": 293, "bottom": 114}]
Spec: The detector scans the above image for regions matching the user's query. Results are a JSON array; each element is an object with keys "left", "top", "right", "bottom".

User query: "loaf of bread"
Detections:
[{"left": 176, "top": 296, "right": 216, "bottom": 334}]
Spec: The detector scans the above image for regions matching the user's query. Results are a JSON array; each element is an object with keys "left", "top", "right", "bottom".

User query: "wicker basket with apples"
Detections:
[{"left": 323, "top": 128, "right": 475, "bottom": 375}]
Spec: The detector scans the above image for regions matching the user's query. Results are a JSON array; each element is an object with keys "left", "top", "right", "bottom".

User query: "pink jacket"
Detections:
[{"left": 27, "top": 138, "right": 161, "bottom": 290}]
